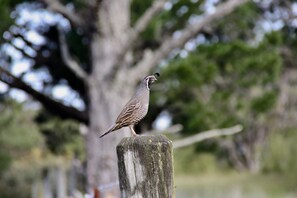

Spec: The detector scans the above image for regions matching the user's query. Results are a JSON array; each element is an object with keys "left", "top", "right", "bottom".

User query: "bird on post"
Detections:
[{"left": 99, "top": 73, "right": 160, "bottom": 138}]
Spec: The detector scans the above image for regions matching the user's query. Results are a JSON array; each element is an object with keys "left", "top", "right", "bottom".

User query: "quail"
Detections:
[{"left": 99, "top": 73, "right": 159, "bottom": 138}]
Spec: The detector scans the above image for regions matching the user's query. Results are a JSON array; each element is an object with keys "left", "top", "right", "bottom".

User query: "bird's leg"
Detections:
[{"left": 129, "top": 126, "right": 138, "bottom": 137}]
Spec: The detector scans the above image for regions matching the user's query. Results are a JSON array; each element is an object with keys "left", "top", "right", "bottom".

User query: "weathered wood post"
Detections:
[{"left": 117, "top": 135, "right": 174, "bottom": 198}]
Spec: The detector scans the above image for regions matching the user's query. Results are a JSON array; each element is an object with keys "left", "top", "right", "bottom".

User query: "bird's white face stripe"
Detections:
[{"left": 146, "top": 78, "right": 150, "bottom": 90}]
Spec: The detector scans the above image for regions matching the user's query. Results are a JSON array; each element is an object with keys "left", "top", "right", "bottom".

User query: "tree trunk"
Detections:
[
  {"left": 85, "top": 1, "right": 132, "bottom": 195},
  {"left": 86, "top": 79, "right": 132, "bottom": 195}
]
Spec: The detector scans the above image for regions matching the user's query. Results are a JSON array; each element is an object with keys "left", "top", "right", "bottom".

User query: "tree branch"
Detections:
[
  {"left": 0, "top": 67, "right": 89, "bottom": 123},
  {"left": 144, "top": 124, "right": 183, "bottom": 134},
  {"left": 131, "top": 0, "right": 247, "bottom": 78},
  {"left": 173, "top": 125, "right": 243, "bottom": 149},
  {"left": 42, "top": 0, "right": 82, "bottom": 27},
  {"left": 110, "top": 0, "right": 167, "bottom": 78},
  {"left": 130, "top": 0, "right": 167, "bottom": 45},
  {"left": 57, "top": 27, "right": 89, "bottom": 83}
]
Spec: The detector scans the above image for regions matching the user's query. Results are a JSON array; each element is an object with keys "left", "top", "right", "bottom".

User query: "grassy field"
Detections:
[
  {"left": 173, "top": 144, "right": 297, "bottom": 198},
  {"left": 175, "top": 173, "right": 297, "bottom": 198}
]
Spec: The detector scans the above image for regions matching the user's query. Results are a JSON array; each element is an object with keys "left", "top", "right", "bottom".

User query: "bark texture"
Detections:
[
  {"left": 85, "top": 0, "right": 132, "bottom": 196},
  {"left": 117, "top": 135, "right": 174, "bottom": 198}
]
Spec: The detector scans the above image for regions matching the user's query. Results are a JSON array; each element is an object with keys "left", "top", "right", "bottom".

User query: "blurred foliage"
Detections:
[
  {"left": 0, "top": 150, "right": 11, "bottom": 175},
  {"left": 150, "top": 31, "right": 284, "bottom": 174},
  {"left": 214, "top": 2, "right": 261, "bottom": 41},
  {"left": 0, "top": 0, "right": 23, "bottom": 42},
  {"left": 174, "top": 145, "right": 226, "bottom": 175},
  {"left": 263, "top": 128, "right": 297, "bottom": 184},
  {"left": 35, "top": 110, "right": 84, "bottom": 158},
  {"left": 0, "top": 99, "right": 43, "bottom": 198},
  {"left": 0, "top": 100, "right": 43, "bottom": 156},
  {"left": 154, "top": 32, "right": 281, "bottom": 134},
  {"left": 131, "top": 0, "right": 205, "bottom": 49},
  {"left": 175, "top": 173, "right": 296, "bottom": 197},
  {"left": 0, "top": 99, "right": 84, "bottom": 197},
  {"left": 130, "top": 2, "right": 260, "bottom": 51}
]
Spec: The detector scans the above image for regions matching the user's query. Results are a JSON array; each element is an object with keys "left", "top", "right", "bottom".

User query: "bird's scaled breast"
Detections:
[{"left": 135, "top": 104, "right": 149, "bottom": 122}]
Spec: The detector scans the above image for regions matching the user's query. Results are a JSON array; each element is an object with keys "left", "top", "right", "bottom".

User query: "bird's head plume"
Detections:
[{"left": 143, "top": 73, "right": 159, "bottom": 89}]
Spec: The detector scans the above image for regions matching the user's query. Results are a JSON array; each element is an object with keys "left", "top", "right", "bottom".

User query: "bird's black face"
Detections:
[{"left": 144, "top": 73, "right": 159, "bottom": 89}]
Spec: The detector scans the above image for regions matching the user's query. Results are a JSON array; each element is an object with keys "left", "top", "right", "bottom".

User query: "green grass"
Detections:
[
  {"left": 175, "top": 173, "right": 297, "bottom": 198},
  {"left": 173, "top": 144, "right": 297, "bottom": 198},
  {"left": 173, "top": 144, "right": 228, "bottom": 175}
]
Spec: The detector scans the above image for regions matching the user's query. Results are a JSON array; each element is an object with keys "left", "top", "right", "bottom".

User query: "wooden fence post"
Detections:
[{"left": 117, "top": 135, "right": 174, "bottom": 198}]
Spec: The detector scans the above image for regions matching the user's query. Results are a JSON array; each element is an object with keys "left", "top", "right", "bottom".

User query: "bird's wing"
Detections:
[{"left": 115, "top": 98, "right": 141, "bottom": 126}]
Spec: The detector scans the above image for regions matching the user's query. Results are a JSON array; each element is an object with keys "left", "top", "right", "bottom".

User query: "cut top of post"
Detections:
[{"left": 117, "top": 135, "right": 171, "bottom": 149}]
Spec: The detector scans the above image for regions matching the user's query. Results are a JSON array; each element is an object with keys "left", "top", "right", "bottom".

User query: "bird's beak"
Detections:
[{"left": 154, "top": 73, "right": 160, "bottom": 78}]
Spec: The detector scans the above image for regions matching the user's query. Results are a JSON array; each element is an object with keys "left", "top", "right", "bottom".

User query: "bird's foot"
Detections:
[{"left": 131, "top": 133, "right": 139, "bottom": 137}]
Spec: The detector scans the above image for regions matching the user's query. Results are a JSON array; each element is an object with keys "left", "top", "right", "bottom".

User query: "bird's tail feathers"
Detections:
[{"left": 99, "top": 124, "right": 116, "bottom": 138}]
